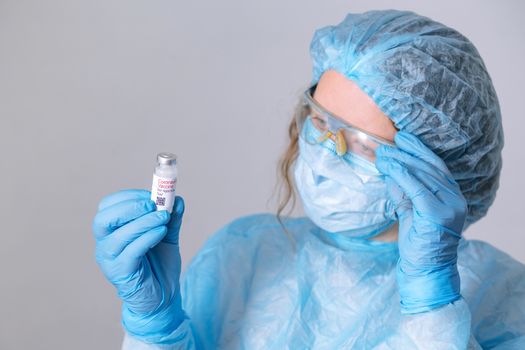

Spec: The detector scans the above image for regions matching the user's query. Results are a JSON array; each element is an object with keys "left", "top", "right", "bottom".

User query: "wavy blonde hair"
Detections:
[{"left": 273, "top": 95, "right": 310, "bottom": 245}]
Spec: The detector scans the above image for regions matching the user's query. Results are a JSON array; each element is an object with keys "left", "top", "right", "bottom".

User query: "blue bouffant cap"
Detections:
[{"left": 309, "top": 9, "right": 504, "bottom": 228}]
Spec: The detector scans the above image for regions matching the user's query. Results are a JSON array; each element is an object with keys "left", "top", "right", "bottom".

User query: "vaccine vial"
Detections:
[{"left": 151, "top": 152, "right": 178, "bottom": 213}]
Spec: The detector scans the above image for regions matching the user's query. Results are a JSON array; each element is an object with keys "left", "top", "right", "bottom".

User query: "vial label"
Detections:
[{"left": 151, "top": 174, "right": 177, "bottom": 213}]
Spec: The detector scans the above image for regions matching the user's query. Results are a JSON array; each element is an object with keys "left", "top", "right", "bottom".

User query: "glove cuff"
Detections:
[
  {"left": 121, "top": 296, "right": 187, "bottom": 344},
  {"left": 397, "top": 260, "right": 461, "bottom": 314}
]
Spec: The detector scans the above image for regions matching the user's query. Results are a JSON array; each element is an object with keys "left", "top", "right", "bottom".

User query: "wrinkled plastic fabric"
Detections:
[
  {"left": 309, "top": 9, "right": 504, "bottom": 229},
  {"left": 122, "top": 214, "right": 525, "bottom": 349}
]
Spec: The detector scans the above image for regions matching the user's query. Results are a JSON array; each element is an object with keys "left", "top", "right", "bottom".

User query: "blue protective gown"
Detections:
[{"left": 122, "top": 214, "right": 525, "bottom": 349}]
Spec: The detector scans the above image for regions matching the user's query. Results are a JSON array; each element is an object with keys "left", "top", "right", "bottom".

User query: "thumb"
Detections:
[
  {"left": 385, "top": 177, "right": 412, "bottom": 220},
  {"left": 164, "top": 196, "right": 185, "bottom": 244}
]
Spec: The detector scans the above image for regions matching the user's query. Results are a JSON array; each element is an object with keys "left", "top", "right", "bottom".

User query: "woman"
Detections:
[{"left": 92, "top": 10, "right": 525, "bottom": 349}]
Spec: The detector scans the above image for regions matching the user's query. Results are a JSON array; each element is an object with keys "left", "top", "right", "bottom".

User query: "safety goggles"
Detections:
[{"left": 296, "top": 84, "right": 396, "bottom": 163}]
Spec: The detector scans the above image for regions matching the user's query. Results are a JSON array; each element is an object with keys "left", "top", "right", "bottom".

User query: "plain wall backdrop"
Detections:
[{"left": 1, "top": 1, "right": 523, "bottom": 349}]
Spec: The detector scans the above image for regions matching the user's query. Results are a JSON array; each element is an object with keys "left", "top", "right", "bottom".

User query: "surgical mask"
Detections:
[{"left": 294, "top": 113, "right": 397, "bottom": 238}]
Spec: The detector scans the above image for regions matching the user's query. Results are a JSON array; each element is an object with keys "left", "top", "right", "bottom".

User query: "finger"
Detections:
[
  {"left": 97, "top": 210, "right": 171, "bottom": 259},
  {"left": 119, "top": 225, "right": 168, "bottom": 261},
  {"left": 376, "top": 157, "right": 436, "bottom": 210},
  {"left": 164, "top": 196, "right": 185, "bottom": 244},
  {"left": 380, "top": 157, "right": 466, "bottom": 235},
  {"left": 384, "top": 176, "right": 412, "bottom": 218},
  {"left": 97, "top": 189, "right": 151, "bottom": 212},
  {"left": 376, "top": 145, "right": 455, "bottom": 189},
  {"left": 394, "top": 131, "right": 451, "bottom": 176},
  {"left": 377, "top": 149, "right": 462, "bottom": 202},
  {"left": 92, "top": 198, "right": 156, "bottom": 239}
]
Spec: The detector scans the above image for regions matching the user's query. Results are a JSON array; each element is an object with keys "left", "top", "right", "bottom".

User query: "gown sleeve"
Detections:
[
  {"left": 121, "top": 214, "right": 265, "bottom": 350},
  {"left": 458, "top": 240, "right": 525, "bottom": 349},
  {"left": 371, "top": 296, "right": 473, "bottom": 349},
  {"left": 388, "top": 239, "right": 525, "bottom": 350}
]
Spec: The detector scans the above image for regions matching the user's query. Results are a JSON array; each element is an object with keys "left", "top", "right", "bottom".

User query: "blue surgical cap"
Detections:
[{"left": 309, "top": 9, "right": 504, "bottom": 228}]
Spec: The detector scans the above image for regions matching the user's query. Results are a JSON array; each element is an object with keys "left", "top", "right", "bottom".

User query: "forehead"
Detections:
[{"left": 312, "top": 70, "right": 397, "bottom": 142}]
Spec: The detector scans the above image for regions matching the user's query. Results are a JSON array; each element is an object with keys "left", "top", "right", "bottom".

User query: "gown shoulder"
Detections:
[{"left": 457, "top": 239, "right": 525, "bottom": 348}]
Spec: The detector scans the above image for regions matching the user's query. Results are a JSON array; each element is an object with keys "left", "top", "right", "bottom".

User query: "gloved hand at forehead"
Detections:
[{"left": 375, "top": 131, "right": 468, "bottom": 314}]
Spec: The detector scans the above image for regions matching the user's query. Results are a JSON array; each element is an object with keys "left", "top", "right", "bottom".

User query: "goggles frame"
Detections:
[{"left": 301, "top": 84, "right": 395, "bottom": 146}]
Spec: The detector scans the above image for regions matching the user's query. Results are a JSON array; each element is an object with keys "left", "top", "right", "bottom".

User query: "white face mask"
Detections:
[{"left": 293, "top": 117, "right": 396, "bottom": 238}]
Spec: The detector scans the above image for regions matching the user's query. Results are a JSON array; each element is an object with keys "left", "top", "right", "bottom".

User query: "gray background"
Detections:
[{"left": 1, "top": 1, "right": 523, "bottom": 349}]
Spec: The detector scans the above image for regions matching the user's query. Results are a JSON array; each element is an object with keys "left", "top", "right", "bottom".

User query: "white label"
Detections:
[{"left": 151, "top": 174, "right": 177, "bottom": 213}]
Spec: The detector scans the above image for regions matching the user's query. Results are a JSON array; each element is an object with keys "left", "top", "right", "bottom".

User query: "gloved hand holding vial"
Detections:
[{"left": 92, "top": 152, "right": 186, "bottom": 343}]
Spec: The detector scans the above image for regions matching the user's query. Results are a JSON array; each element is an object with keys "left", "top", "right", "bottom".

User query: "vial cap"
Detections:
[{"left": 157, "top": 152, "right": 177, "bottom": 166}]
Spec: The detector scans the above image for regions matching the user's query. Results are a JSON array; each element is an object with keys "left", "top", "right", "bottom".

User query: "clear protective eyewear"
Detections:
[{"left": 297, "top": 84, "right": 396, "bottom": 163}]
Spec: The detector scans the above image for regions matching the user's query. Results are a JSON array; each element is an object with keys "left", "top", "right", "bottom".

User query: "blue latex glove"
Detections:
[
  {"left": 375, "top": 131, "right": 468, "bottom": 314},
  {"left": 92, "top": 189, "right": 186, "bottom": 343}
]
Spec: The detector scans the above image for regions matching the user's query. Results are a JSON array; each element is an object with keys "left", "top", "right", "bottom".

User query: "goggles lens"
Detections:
[{"left": 296, "top": 85, "right": 395, "bottom": 163}]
